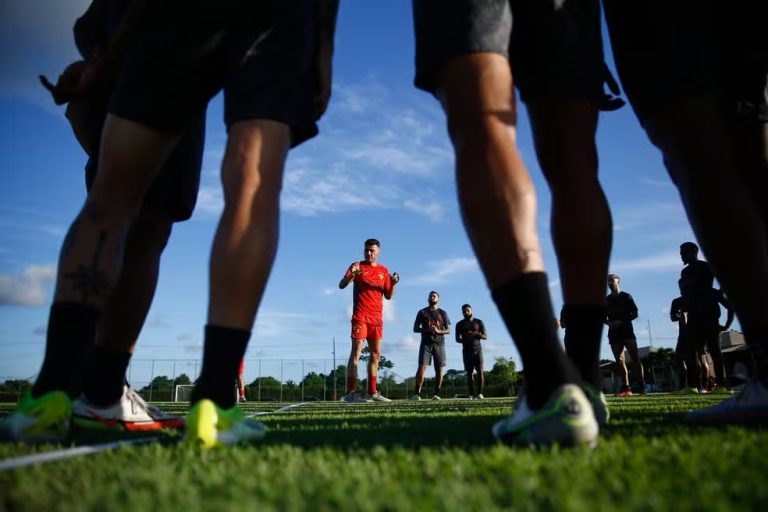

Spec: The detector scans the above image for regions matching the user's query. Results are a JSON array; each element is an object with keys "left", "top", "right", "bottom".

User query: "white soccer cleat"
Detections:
[
  {"left": 341, "top": 391, "right": 369, "bottom": 403},
  {"left": 73, "top": 385, "right": 184, "bottom": 431},
  {"left": 368, "top": 392, "right": 391, "bottom": 402},
  {"left": 410, "top": 394, "right": 421, "bottom": 401}
]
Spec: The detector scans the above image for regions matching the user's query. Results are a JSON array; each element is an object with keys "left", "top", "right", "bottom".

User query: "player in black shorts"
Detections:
[
  {"left": 411, "top": 291, "right": 451, "bottom": 400},
  {"left": 669, "top": 291, "right": 692, "bottom": 391},
  {"left": 38, "top": 0, "right": 203, "bottom": 432},
  {"left": 455, "top": 304, "right": 487, "bottom": 399},
  {"left": 602, "top": 0, "right": 768, "bottom": 423},
  {"left": 606, "top": 274, "right": 645, "bottom": 396},
  {"left": 679, "top": 242, "right": 734, "bottom": 392},
  {"left": 412, "top": 0, "right": 619, "bottom": 446},
  {"left": 1, "top": 1, "right": 340, "bottom": 446}
]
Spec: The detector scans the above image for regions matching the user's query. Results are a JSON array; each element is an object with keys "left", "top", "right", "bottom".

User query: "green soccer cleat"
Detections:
[
  {"left": 185, "top": 399, "right": 266, "bottom": 448},
  {"left": 0, "top": 391, "right": 72, "bottom": 442},
  {"left": 492, "top": 384, "right": 598, "bottom": 448},
  {"left": 582, "top": 385, "right": 610, "bottom": 426}
]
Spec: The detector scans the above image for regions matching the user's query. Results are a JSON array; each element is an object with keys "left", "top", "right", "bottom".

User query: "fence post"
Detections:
[
  {"left": 301, "top": 359, "right": 305, "bottom": 402},
  {"left": 280, "top": 359, "right": 284, "bottom": 402},
  {"left": 258, "top": 359, "right": 262, "bottom": 402},
  {"left": 149, "top": 359, "right": 155, "bottom": 401}
]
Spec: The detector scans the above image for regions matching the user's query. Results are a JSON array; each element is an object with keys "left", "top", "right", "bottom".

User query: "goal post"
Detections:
[{"left": 174, "top": 384, "right": 195, "bottom": 402}]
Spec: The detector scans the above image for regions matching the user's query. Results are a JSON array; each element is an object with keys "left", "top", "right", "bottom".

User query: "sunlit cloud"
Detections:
[
  {"left": 407, "top": 257, "right": 479, "bottom": 286},
  {"left": 0, "top": 264, "right": 55, "bottom": 306},
  {"left": 610, "top": 252, "right": 681, "bottom": 274}
]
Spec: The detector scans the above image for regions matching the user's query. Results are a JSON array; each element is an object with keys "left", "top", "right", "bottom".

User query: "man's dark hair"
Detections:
[
  {"left": 364, "top": 238, "right": 380, "bottom": 247},
  {"left": 607, "top": 273, "right": 620, "bottom": 281},
  {"left": 462, "top": 304, "right": 471, "bottom": 310},
  {"left": 429, "top": 290, "right": 440, "bottom": 297},
  {"left": 680, "top": 241, "right": 699, "bottom": 252}
]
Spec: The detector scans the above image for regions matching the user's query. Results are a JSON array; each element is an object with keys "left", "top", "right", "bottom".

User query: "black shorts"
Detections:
[
  {"left": 83, "top": 93, "right": 204, "bottom": 221},
  {"left": 603, "top": 0, "right": 768, "bottom": 122},
  {"left": 687, "top": 324, "right": 722, "bottom": 355},
  {"left": 418, "top": 342, "right": 446, "bottom": 368},
  {"left": 109, "top": 0, "right": 318, "bottom": 147},
  {"left": 608, "top": 336, "right": 638, "bottom": 354},
  {"left": 412, "top": 0, "right": 609, "bottom": 102},
  {"left": 462, "top": 347, "right": 484, "bottom": 373}
]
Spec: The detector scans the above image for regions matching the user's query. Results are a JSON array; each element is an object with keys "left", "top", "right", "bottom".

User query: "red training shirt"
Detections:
[{"left": 346, "top": 261, "right": 393, "bottom": 322}]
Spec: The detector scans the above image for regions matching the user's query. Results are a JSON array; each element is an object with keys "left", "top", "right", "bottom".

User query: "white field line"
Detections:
[
  {"left": 0, "top": 402, "right": 313, "bottom": 471},
  {"left": 0, "top": 436, "right": 161, "bottom": 472}
]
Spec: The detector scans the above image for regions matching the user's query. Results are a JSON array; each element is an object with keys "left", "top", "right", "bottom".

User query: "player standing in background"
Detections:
[
  {"left": 339, "top": 239, "right": 399, "bottom": 402},
  {"left": 237, "top": 359, "right": 246, "bottom": 403},
  {"left": 606, "top": 274, "right": 645, "bottom": 396},
  {"left": 455, "top": 304, "right": 487, "bottom": 399},
  {"left": 411, "top": 291, "right": 451, "bottom": 400}
]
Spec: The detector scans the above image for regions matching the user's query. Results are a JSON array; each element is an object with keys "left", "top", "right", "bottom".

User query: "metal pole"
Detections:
[
  {"left": 149, "top": 359, "right": 155, "bottom": 402},
  {"left": 301, "top": 359, "right": 305, "bottom": 402},
  {"left": 258, "top": 359, "right": 262, "bottom": 402},
  {"left": 323, "top": 359, "right": 327, "bottom": 401},
  {"left": 332, "top": 337, "right": 337, "bottom": 401},
  {"left": 647, "top": 319, "right": 657, "bottom": 390},
  {"left": 280, "top": 359, "right": 284, "bottom": 402}
]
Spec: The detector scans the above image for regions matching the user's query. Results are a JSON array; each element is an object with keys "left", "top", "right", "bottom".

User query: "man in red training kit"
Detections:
[{"left": 339, "top": 239, "right": 399, "bottom": 402}]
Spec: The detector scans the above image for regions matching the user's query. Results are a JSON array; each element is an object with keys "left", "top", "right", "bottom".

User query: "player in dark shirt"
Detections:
[
  {"left": 411, "top": 291, "right": 451, "bottom": 400},
  {"left": 455, "top": 304, "right": 488, "bottom": 399},
  {"left": 606, "top": 274, "right": 645, "bottom": 396},
  {"left": 679, "top": 242, "right": 734, "bottom": 391},
  {"left": 669, "top": 293, "right": 692, "bottom": 391}
]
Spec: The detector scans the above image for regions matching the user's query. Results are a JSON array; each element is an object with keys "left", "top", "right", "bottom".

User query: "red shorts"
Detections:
[
  {"left": 238, "top": 358, "right": 245, "bottom": 375},
  {"left": 351, "top": 319, "right": 383, "bottom": 341}
]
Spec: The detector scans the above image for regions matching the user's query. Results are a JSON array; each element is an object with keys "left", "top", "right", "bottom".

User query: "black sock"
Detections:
[
  {"left": 562, "top": 304, "right": 605, "bottom": 389},
  {"left": 190, "top": 324, "right": 250, "bottom": 409},
  {"left": 491, "top": 272, "right": 580, "bottom": 409},
  {"left": 82, "top": 346, "right": 131, "bottom": 406},
  {"left": 33, "top": 302, "right": 99, "bottom": 398}
]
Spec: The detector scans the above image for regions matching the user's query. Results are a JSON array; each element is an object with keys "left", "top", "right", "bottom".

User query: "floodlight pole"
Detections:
[
  {"left": 647, "top": 319, "right": 657, "bottom": 389},
  {"left": 332, "top": 337, "right": 337, "bottom": 401}
]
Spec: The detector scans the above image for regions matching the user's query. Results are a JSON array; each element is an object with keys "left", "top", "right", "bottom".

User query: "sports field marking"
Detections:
[
  {"left": 0, "top": 402, "right": 313, "bottom": 471},
  {"left": 248, "top": 401, "right": 312, "bottom": 417},
  {"left": 0, "top": 436, "right": 162, "bottom": 472}
]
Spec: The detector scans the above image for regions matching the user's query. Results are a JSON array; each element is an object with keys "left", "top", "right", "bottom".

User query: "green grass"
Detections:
[{"left": 1, "top": 394, "right": 766, "bottom": 511}]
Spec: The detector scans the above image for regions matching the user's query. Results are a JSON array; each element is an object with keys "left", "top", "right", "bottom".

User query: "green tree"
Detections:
[
  {"left": 484, "top": 357, "right": 521, "bottom": 397},
  {"left": 360, "top": 346, "right": 394, "bottom": 369},
  {"left": 173, "top": 373, "right": 192, "bottom": 386}
]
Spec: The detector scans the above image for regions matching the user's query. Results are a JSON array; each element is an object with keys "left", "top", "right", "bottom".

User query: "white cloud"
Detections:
[
  {"left": 0, "top": 264, "right": 56, "bottom": 306},
  {"left": 403, "top": 199, "right": 446, "bottom": 222},
  {"left": 193, "top": 185, "right": 223, "bottom": 217},
  {"left": 407, "top": 257, "right": 479, "bottom": 286},
  {"left": 611, "top": 252, "right": 681, "bottom": 273},
  {"left": 393, "top": 334, "right": 420, "bottom": 354}
]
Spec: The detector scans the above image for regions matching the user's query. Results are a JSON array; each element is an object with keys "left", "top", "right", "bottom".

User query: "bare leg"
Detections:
[
  {"left": 434, "top": 366, "right": 444, "bottom": 395},
  {"left": 207, "top": 119, "right": 290, "bottom": 329},
  {"left": 95, "top": 207, "right": 173, "bottom": 353},
  {"left": 436, "top": 53, "right": 544, "bottom": 287},
  {"left": 415, "top": 365, "right": 428, "bottom": 394},
  {"left": 611, "top": 344, "right": 629, "bottom": 388},
  {"left": 347, "top": 338, "right": 365, "bottom": 388},
  {"left": 367, "top": 338, "right": 382, "bottom": 394},
  {"left": 55, "top": 115, "right": 177, "bottom": 308},
  {"left": 528, "top": 100, "right": 611, "bottom": 306}
]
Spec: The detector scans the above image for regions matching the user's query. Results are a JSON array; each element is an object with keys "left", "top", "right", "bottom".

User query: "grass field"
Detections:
[{"left": 1, "top": 393, "right": 766, "bottom": 511}]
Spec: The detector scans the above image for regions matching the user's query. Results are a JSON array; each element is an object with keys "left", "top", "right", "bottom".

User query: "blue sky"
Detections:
[{"left": 0, "top": 1, "right": 730, "bottom": 386}]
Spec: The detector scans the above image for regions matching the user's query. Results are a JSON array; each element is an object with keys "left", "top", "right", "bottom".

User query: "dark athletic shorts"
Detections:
[
  {"left": 603, "top": 0, "right": 768, "bottom": 122},
  {"left": 462, "top": 347, "right": 484, "bottom": 373},
  {"left": 608, "top": 336, "right": 638, "bottom": 355},
  {"left": 418, "top": 341, "right": 446, "bottom": 368},
  {"left": 109, "top": 0, "right": 318, "bottom": 147},
  {"left": 83, "top": 92, "right": 204, "bottom": 221},
  {"left": 687, "top": 324, "right": 721, "bottom": 355},
  {"left": 412, "top": 0, "right": 610, "bottom": 102}
]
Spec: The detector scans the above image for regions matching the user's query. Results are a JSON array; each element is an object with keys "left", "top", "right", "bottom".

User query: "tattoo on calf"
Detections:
[{"left": 63, "top": 230, "right": 110, "bottom": 304}]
